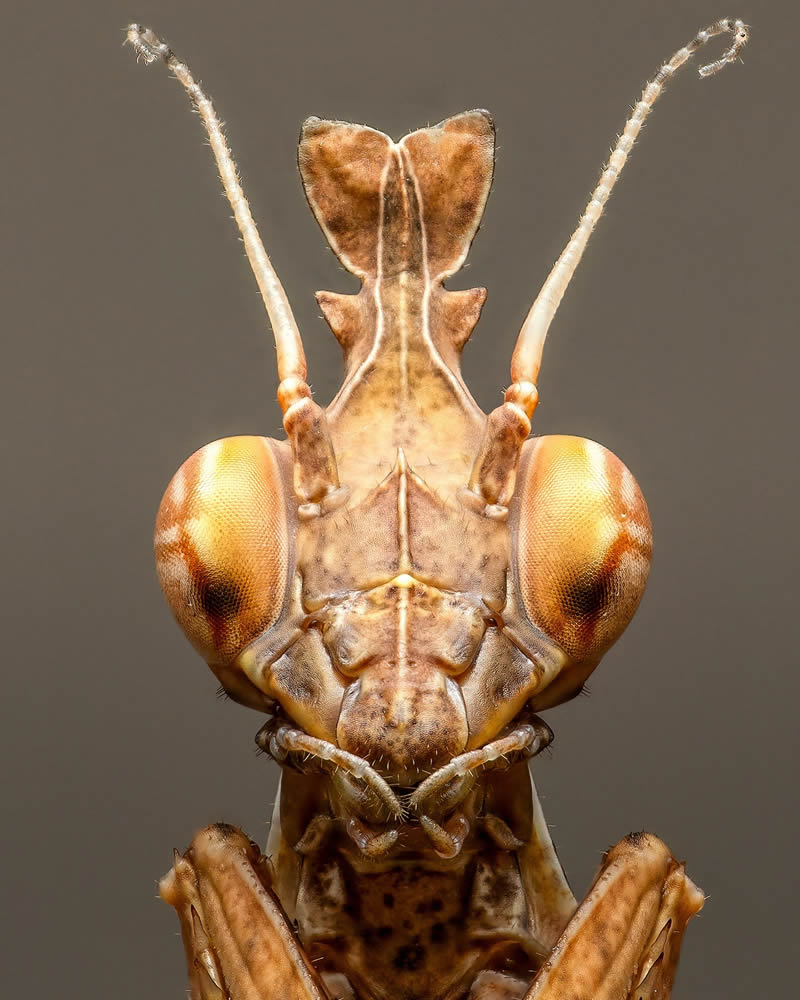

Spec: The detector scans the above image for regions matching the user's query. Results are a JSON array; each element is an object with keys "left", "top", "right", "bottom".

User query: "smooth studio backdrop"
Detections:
[{"left": 2, "top": 2, "right": 795, "bottom": 998}]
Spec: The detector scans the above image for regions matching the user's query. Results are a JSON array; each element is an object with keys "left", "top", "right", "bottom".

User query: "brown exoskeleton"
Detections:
[{"left": 128, "top": 18, "right": 749, "bottom": 1000}]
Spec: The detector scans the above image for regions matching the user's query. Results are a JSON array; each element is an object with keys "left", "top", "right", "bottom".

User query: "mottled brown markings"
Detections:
[
  {"left": 300, "top": 114, "right": 495, "bottom": 509},
  {"left": 468, "top": 971, "right": 530, "bottom": 1000},
  {"left": 300, "top": 112, "right": 494, "bottom": 281},
  {"left": 140, "top": 17, "right": 734, "bottom": 988},
  {"left": 296, "top": 845, "right": 518, "bottom": 1000},
  {"left": 459, "top": 625, "right": 560, "bottom": 751},
  {"left": 264, "top": 628, "right": 346, "bottom": 743},
  {"left": 290, "top": 451, "right": 513, "bottom": 776},
  {"left": 336, "top": 658, "right": 469, "bottom": 779},
  {"left": 162, "top": 824, "right": 329, "bottom": 1000},
  {"left": 296, "top": 457, "right": 508, "bottom": 600},
  {"left": 431, "top": 285, "right": 488, "bottom": 355},
  {"left": 392, "top": 941, "right": 426, "bottom": 972},
  {"left": 298, "top": 119, "right": 390, "bottom": 278},
  {"left": 379, "top": 149, "right": 424, "bottom": 279},
  {"left": 315, "top": 290, "right": 362, "bottom": 356},
  {"left": 399, "top": 133, "right": 488, "bottom": 429},
  {"left": 399, "top": 111, "right": 495, "bottom": 280},
  {"left": 429, "top": 921, "right": 447, "bottom": 944},
  {"left": 520, "top": 834, "right": 704, "bottom": 1000}
]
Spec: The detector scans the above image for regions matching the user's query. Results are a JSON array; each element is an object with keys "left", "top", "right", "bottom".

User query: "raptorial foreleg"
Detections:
[
  {"left": 522, "top": 832, "right": 704, "bottom": 1000},
  {"left": 160, "top": 823, "right": 331, "bottom": 1000}
]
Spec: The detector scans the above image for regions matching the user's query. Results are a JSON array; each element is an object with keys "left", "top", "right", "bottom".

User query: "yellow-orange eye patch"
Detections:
[
  {"left": 154, "top": 436, "right": 290, "bottom": 667},
  {"left": 513, "top": 435, "right": 652, "bottom": 671}
]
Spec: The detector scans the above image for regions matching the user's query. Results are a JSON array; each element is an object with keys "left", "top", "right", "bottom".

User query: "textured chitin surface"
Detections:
[
  {"left": 155, "top": 112, "right": 669, "bottom": 1000},
  {"left": 515, "top": 435, "right": 652, "bottom": 710},
  {"left": 155, "top": 436, "right": 289, "bottom": 688},
  {"left": 299, "top": 112, "right": 493, "bottom": 498}
]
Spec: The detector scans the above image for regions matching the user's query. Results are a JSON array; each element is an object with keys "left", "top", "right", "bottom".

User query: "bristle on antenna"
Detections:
[
  {"left": 125, "top": 24, "right": 307, "bottom": 391},
  {"left": 465, "top": 18, "right": 749, "bottom": 512},
  {"left": 511, "top": 17, "right": 750, "bottom": 393},
  {"left": 126, "top": 24, "right": 342, "bottom": 506}
]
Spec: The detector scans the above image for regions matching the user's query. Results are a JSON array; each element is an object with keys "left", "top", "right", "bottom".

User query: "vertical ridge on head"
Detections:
[
  {"left": 399, "top": 109, "right": 495, "bottom": 280},
  {"left": 299, "top": 118, "right": 393, "bottom": 278}
]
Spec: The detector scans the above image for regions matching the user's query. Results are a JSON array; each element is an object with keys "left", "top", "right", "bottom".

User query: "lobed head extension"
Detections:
[
  {"left": 299, "top": 111, "right": 495, "bottom": 395},
  {"left": 298, "top": 112, "right": 494, "bottom": 285}
]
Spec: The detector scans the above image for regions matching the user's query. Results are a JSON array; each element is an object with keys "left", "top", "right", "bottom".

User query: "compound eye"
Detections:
[
  {"left": 513, "top": 436, "right": 652, "bottom": 702},
  {"left": 154, "top": 436, "right": 290, "bottom": 667}
]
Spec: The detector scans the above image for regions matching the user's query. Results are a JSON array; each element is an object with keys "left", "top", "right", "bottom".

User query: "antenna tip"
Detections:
[
  {"left": 125, "top": 23, "right": 170, "bottom": 65},
  {"left": 698, "top": 18, "right": 750, "bottom": 78}
]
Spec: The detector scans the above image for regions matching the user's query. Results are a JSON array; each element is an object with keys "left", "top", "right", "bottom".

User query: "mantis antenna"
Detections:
[
  {"left": 467, "top": 17, "right": 749, "bottom": 511},
  {"left": 126, "top": 25, "right": 307, "bottom": 400},
  {"left": 126, "top": 24, "right": 342, "bottom": 507},
  {"left": 512, "top": 17, "right": 750, "bottom": 393}
]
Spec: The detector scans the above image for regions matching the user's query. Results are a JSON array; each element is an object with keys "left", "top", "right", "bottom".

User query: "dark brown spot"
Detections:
[
  {"left": 393, "top": 942, "right": 426, "bottom": 972},
  {"left": 430, "top": 922, "right": 447, "bottom": 944},
  {"left": 198, "top": 575, "right": 243, "bottom": 619},
  {"left": 567, "top": 569, "right": 610, "bottom": 618},
  {"left": 212, "top": 822, "right": 238, "bottom": 838}
]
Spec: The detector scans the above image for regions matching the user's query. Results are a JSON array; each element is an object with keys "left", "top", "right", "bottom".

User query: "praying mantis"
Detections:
[{"left": 127, "top": 16, "right": 749, "bottom": 1000}]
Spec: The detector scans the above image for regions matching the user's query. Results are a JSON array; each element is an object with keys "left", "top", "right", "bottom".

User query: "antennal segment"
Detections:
[
  {"left": 126, "top": 25, "right": 306, "bottom": 392},
  {"left": 512, "top": 17, "right": 749, "bottom": 391},
  {"left": 126, "top": 25, "right": 342, "bottom": 509},
  {"left": 464, "top": 18, "right": 749, "bottom": 514}
]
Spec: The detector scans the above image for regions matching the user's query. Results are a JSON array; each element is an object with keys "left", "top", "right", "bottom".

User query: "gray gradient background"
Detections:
[{"left": 2, "top": 1, "right": 796, "bottom": 997}]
